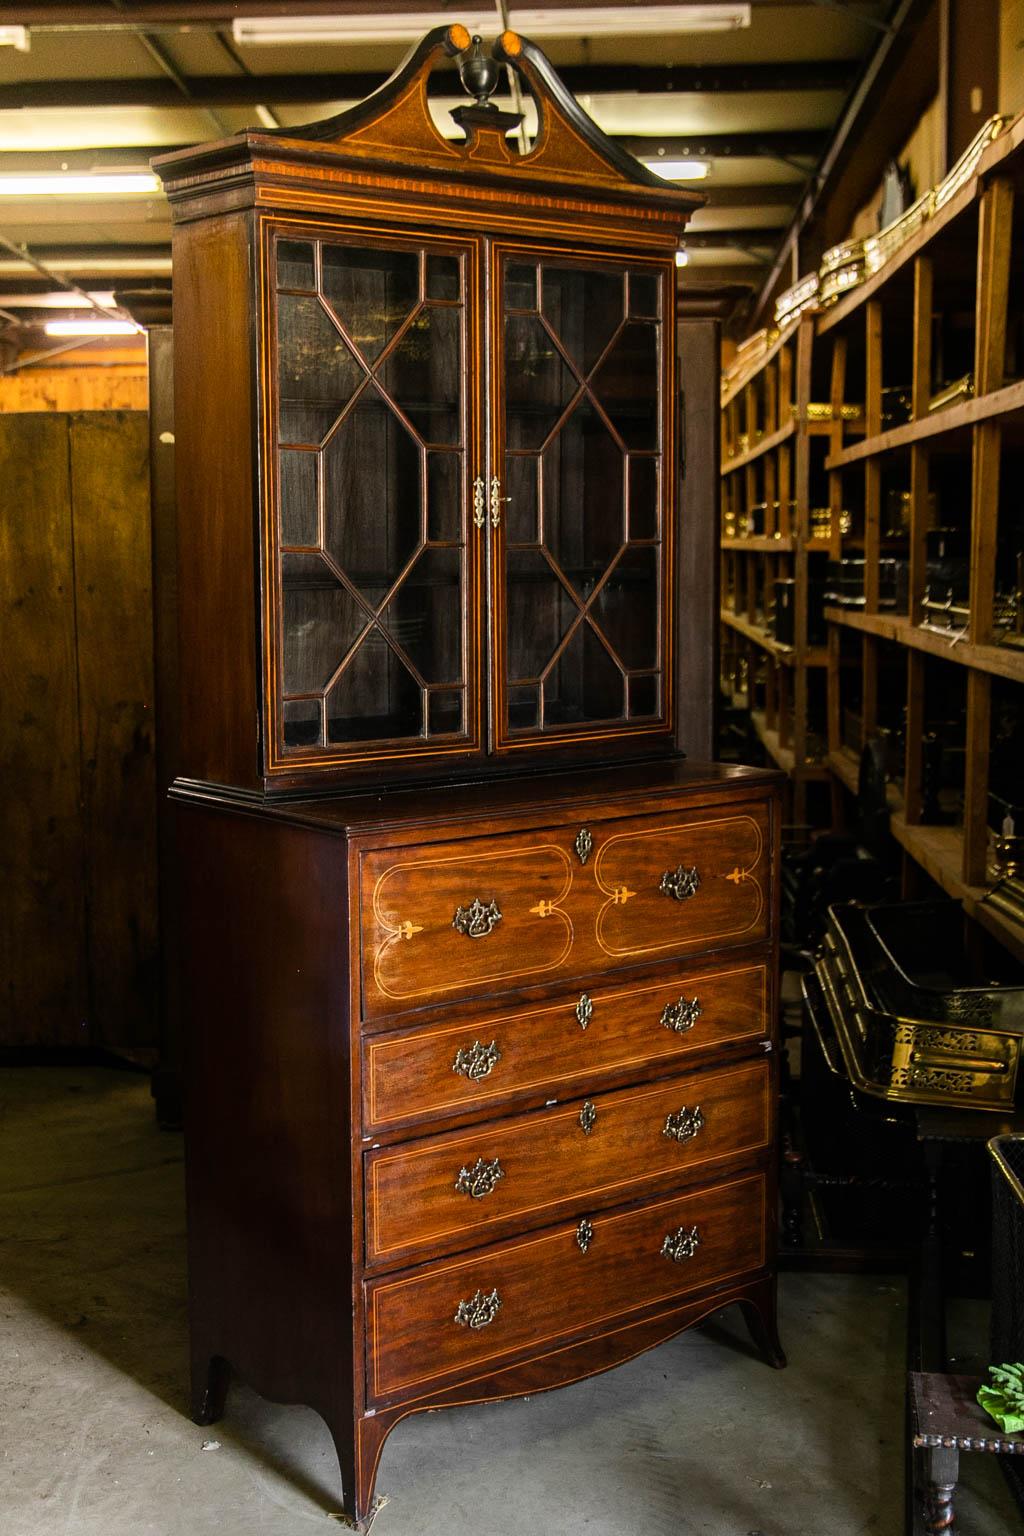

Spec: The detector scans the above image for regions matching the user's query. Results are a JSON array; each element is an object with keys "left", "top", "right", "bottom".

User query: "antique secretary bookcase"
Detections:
[{"left": 156, "top": 27, "right": 784, "bottom": 1526}]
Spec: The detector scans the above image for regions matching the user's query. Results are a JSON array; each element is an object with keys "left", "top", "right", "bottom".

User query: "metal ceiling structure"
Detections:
[{"left": 0, "top": 0, "right": 896, "bottom": 332}]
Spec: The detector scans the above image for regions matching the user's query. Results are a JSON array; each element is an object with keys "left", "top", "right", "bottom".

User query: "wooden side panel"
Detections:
[
  {"left": 172, "top": 213, "right": 260, "bottom": 790},
  {"left": 677, "top": 316, "right": 720, "bottom": 761},
  {"left": 70, "top": 412, "right": 159, "bottom": 1048},
  {"left": 0, "top": 413, "right": 88, "bottom": 1046}
]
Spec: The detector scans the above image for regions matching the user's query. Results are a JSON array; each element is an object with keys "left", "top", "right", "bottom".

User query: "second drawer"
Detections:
[{"left": 365, "top": 1057, "right": 771, "bottom": 1268}]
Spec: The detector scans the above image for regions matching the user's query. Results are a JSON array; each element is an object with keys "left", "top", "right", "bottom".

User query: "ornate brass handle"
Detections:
[
  {"left": 455, "top": 1156, "right": 505, "bottom": 1199},
  {"left": 454, "top": 1287, "right": 501, "bottom": 1329},
  {"left": 452, "top": 898, "right": 502, "bottom": 938},
  {"left": 452, "top": 1039, "right": 501, "bottom": 1081},
  {"left": 574, "top": 827, "right": 593, "bottom": 865},
  {"left": 575, "top": 993, "right": 594, "bottom": 1030},
  {"left": 472, "top": 475, "right": 486, "bottom": 529},
  {"left": 663, "top": 1105, "right": 705, "bottom": 1143},
  {"left": 489, "top": 475, "right": 509, "bottom": 528},
  {"left": 579, "top": 1100, "right": 597, "bottom": 1135},
  {"left": 661, "top": 996, "right": 701, "bottom": 1033},
  {"left": 661, "top": 1224, "right": 700, "bottom": 1262},
  {"left": 576, "top": 1217, "right": 594, "bottom": 1254},
  {"left": 659, "top": 865, "right": 701, "bottom": 901}
]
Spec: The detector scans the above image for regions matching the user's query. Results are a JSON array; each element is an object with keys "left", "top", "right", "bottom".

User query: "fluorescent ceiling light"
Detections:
[
  {"left": 233, "top": 6, "right": 750, "bottom": 45},
  {"left": 0, "top": 25, "right": 28, "bottom": 50},
  {"left": 0, "top": 172, "right": 159, "bottom": 196},
  {"left": 674, "top": 250, "right": 688, "bottom": 267},
  {"left": 0, "top": 291, "right": 116, "bottom": 309},
  {"left": 44, "top": 319, "right": 138, "bottom": 337},
  {"left": 643, "top": 159, "right": 710, "bottom": 181}
]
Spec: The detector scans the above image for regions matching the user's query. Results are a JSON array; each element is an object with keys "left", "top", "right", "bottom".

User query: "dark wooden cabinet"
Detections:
[{"left": 157, "top": 26, "right": 783, "bottom": 1528}]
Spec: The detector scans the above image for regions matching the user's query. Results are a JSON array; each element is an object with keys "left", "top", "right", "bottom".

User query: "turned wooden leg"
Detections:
[
  {"left": 922, "top": 1445, "right": 958, "bottom": 1533},
  {"left": 739, "top": 1278, "right": 787, "bottom": 1369},
  {"left": 191, "top": 1352, "right": 230, "bottom": 1425}
]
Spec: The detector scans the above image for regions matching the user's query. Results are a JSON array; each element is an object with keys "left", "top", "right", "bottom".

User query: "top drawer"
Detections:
[{"left": 358, "top": 797, "right": 771, "bottom": 1019}]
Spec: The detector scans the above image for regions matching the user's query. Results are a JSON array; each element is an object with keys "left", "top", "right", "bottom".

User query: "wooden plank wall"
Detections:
[{"left": 0, "top": 411, "right": 158, "bottom": 1049}]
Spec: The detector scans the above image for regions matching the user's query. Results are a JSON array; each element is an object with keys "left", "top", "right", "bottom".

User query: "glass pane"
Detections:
[
  {"left": 428, "top": 689, "right": 463, "bottom": 735},
  {"left": 504, "top": 313, "right": 577, "bottom": 450},
  {"left": 505, "top": 548, "right": 577, "bottom": 683},
  {"left": 592, "top": 321, "right": 660, "bottom": 450},
  {"left": 426, "top": 254, "right": 460, "bottom": 301},
  {"left": 325, "top": 634, "right": 423, "bottom": 741},
  {"left": 543, "top": 623, "right": 624, "bottom": 725},
  {"left": 627, "top": 271, "right": 660, "bottom": 319},
  {"left": 628, "top": 457, "right": 659, "bottom": 541},
  {"left": 379, "top": 306, "right": 461, "bottom": 446},
  {"left": 321, "top": 244, "right": 419, "bottom": 363},
  {"left": 628, "top": 674, "right": 660, "bottom": 718},
  {"left": 381, "top": 546, "right": 462, "bottom": 685},
  {"left": 280, "top": 553, "right": 368, "bottom": 694},
  {"left": 277, "top": 295, "right": 363, "bottom": 445},
  {"left": 591, "top": 545, "right": 660, "bottom": 670},
  {"left": 541, "top": 399, "right": 623, "bottom": 596},
  {"left": 277, "top": 239, "right": 315, "bottom": 291},
  {"left": 505, "top": 455, "right": 539, "bottom": 545},
  {"left": 283, "top": 697, "right": 322, "bottom": 747},
  {"left": 280, "top": 449, "right": 318, "bottom": 547},
  {"left": 508, "top": 683, "right": 540, "bottom": 731},
  {"left": 322, "top": 384, "right": 422, "bottom": 600},
  {"left": 427, "top": 452, "right": 461, "bottom": 543},
  {"left": 505, "top": 262, "right": 537, "bottom": 310},
  {"left": 541, "top": 265, "right": 623, "bottom": 373}
]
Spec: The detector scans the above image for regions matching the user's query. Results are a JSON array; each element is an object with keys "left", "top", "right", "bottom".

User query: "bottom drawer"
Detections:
[{"left": 365, "top": 1171, "right": 767, "bottom": 1406}]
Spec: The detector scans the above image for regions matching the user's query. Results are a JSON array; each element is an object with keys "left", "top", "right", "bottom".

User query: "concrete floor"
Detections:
[{"left": 1, "top": 1067, "right": 1018, "bottom": 1536}]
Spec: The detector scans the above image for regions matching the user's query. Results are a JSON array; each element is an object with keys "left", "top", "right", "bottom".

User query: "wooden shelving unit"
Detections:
[
  {"left": 811, "top": 116, "right": 1024, "bottom": 953},
  {"left": 719, "top": 316, "right": 840, "bottom": 822}
]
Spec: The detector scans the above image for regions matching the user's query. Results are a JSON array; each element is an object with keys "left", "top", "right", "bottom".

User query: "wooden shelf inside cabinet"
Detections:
[{"left": 720, "top": 608, "right": 828, "bottom": 668}]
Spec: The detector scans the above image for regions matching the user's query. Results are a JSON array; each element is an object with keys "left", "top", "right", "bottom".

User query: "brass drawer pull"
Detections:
[
  {"left": 454, "top": 1287, "right": 501, "bottom": 1329},
  {"left": 455, "top": 1156, "right": 505, "bottom": 1199},
  {"left": 663, "top": 1105, "right": 705, "bottom": 1143},
  {"left": 472, "top": 475, "right": 486, "bottom": 529},
  {"left": 452, "top": 898, "right": 502, "bottom": 938},
  {"left": 575, "top": 993, "right": 594, "bottom": 1030},
  {"left": 659, "top": 865, "right": 701, "bottom": 901},
  {"left": 661, "top": 996, "right": 701, "bottom": 1033},
  {"left": 576, "top": 1217, "right": 594, "bottom": 1254},
  {"left": 579, "top": 1099, "right": 597, "bottom": 1135},
  {"left": 452, "top": 1039, "right": 501, "bottom": 1081},
  {"left": 574, "top": 827, "right": 593, "bottom": 865},
  {"left": 661, "top": 1224, "right": 700, "bottom": 1262}
]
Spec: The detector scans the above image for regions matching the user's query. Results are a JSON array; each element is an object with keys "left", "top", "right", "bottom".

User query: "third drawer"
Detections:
[{"left": 364, "top": 1056, "right": 771, "bottom": 1268}]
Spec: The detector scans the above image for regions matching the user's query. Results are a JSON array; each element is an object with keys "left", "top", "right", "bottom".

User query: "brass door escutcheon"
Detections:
[
  {"left": 472, "top": 475, "right": 486, "bottom": 529},
  {"left": 455, "top": 1156, "right": 505, "bottom": 1199},
  {"left": 574, "top": 827, "right": 593, "bottom": 865},
  {"left": 452, "top": 1039, "right": 501, "bottom": 1081},
  {"left": 579, "top": 1099, "right": 597, "bottom": 1135},
  {"left": 452, "top": 898, "right": 502, "bottom": 938},
  {"left": 663, "top": 1105, "right": 705, "bottom": 1143},
  {"left": 659, "top": 865, "right": 701, "bottom": 901},
  {"left": 575, "top": 993, "right": 594, "bottom": 1030},
  {"left": 661, "top": 996, "right": 701, "bottom": 1033},
  {"left": 454, "top": 1287, "right": 501, "bottom": 1329},
  {"left": 661, "top": 1225, "right": 700, "bottom": 1262},
  {"left": 576, "top": 1217, "right": 594, "bottom": 1254}
]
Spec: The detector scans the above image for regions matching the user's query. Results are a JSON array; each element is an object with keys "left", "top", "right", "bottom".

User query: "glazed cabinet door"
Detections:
[
  {"left": 489, "top": 244, "right": 676, "bottom": 755},
  {"left": 260, "top": 220, "right": 484, "bottom": 778}
]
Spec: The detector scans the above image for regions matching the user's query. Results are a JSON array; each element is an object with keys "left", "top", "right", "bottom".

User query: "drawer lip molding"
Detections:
[
  {"left": 363, "top": 960, "right": 770, "bottom": 1132},
  {"left": 357, "top": 797, "right": 772, "bottom": 1019},
  {"left": 365, "top": 1170, "right": 768, "bottom": 1404},
  {"left": 364, "top": 1058, "right": 772, "bottom": 1267}
]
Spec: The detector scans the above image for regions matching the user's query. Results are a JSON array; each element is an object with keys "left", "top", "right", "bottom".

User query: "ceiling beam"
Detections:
[
  {"left": 0, "top": 0, "right": 891, "bottom": 20},
  {"left": 616, "top": 131, "right": 826, "bottom": 160},
  {"left": 0, "top": 68, "right": 848, "bottom": 112}
]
